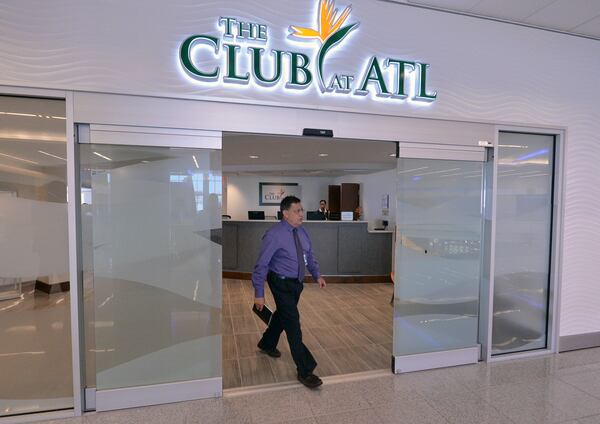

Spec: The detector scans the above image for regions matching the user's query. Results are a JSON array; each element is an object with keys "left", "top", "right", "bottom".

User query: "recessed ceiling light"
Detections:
[
  {"left": 0, "top": 111, "right": 37, "bottom": 118},
  {"left": 249, "top": 155, "right": 259, "bottom": 159},
  {"left": 498, "top": 144, "right": 529, "bottom": 148},
  {"left": 93, "top": 151, "right": 112, "bottom": 161},
  {"left": 38, "top": 150, "right": 66, "bottom": 161},
  {"left": 318, "top": 153, "right": 329, "bottom": 157},
  {"left": 0, "top": 152, "right": 39, "bottom": 164}
]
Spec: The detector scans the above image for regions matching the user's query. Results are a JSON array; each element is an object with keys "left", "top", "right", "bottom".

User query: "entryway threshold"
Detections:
[{"left": 223, "top": 369, "right": 391, "bottom": 398}]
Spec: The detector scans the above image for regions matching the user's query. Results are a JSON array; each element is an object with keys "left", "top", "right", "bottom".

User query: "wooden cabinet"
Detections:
[
  {"left": 329, "top": 183, "right": 359, "bottom": 219},
  {"left": 341, "top": 183, "right": 359, "bottom": 212},
  {"left": 328, "top": 185, "right": 341, "bottom": 212}
]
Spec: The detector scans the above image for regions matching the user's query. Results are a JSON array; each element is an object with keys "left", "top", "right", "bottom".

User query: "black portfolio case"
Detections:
[{"left": 252, "top": 304, "right": 273, "bottom": 326}]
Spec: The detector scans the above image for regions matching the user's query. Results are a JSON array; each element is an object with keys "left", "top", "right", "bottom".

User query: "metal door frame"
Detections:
[
  {"left": 76, "top": 123, "right": 223, "bottom": 412},
  {"left": 485, "top": 126, "right": 564, "bottom": 363},
  {"left": 0, "top": 85, "right": 565, "bottom": 422},
  {"left": 392, "top": 129, "right": 564, "bottom": 371},
  {"left": 0, "top": 86, "right": 80, "bottom": 424}
]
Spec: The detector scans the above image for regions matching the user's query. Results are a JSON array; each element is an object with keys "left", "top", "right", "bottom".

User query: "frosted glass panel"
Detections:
[
  {"left": 394, "top": 158, "right": 484, "bottom": 356},
  {"left": 492, "top": 133, "right": 554, "bottom": 355},
  {"left": 80, "top": 144, "right": 221, "bottom": 390},
  {"left": 0, "top": 96, "right": 73, "bottom": 416}
]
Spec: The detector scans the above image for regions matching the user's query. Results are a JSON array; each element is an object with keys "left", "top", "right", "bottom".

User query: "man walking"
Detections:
[{"left": 252, "top": 195, "right": 327, "bottom": 389}]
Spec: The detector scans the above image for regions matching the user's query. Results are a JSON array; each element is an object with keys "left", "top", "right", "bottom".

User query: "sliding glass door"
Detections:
[
  {"left": 78, "top": 127, "right": 222, "bottom": 411},
  {"left": 393, "top": 144, "right": 487, "bottom": 372}
]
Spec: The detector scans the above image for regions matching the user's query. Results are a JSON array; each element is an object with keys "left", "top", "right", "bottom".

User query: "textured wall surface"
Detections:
[{"left": 1, "top": 0, "right": 599, "bottom": 336}]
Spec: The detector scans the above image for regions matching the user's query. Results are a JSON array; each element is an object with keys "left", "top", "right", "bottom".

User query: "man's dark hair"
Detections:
[
  {"left": 280, "top": 195, "right": 301, "bottom": 212},
  {"left": 320, "top": 199, "right": 327, "bottom": 204}
]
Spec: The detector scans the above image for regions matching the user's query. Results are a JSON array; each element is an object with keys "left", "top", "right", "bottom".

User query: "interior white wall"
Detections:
[
  {"left": 225, "top": 171, "right": 396, "bottom": 227},
  {"left": 1, "top": 0, "right": 599, "bottom": 337},
  {"left": 225, "top": 175, "right": 330, "bottom": 220},
  {"left": 334, "top": 169, "right": 397, "bottom": 230}
]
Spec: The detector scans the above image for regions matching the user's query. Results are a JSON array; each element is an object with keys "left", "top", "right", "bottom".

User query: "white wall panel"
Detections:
[
  {"left": 1, "top": 0, "right": 599, "bottom": 336},
  {"left": 225, "top": 175, "right": 330, "bottom": 220},
  {"left": 334, "top": 169, "right": 397, "bottom": 230}
]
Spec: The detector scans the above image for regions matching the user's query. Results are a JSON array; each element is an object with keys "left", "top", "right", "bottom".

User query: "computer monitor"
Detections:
[
  {"left": 248, "top": 211, "right": 265, "bottom": 220},
  {"left": 307, "top": 211, "right": 326, "bottom": 221}
]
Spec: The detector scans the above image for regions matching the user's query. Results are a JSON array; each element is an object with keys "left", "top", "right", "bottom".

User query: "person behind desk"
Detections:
[
  {"left": 252, "top": 195, "right": 327, "bottom": 389},
  {"left": 317, "top": 199, "right": 329, "bottom": 220}
]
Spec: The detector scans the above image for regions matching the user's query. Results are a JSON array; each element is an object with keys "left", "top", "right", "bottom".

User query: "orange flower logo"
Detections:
[
  {"left": 290, "top": 0, "right": 359, "bottom": 90},
  {"left": 290, "top": 0, "right": 353, "bottom": 43}
]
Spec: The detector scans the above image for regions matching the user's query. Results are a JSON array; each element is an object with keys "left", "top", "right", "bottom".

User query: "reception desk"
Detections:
[{"left": 222, "top": 220, "right": 393, "bottom": 282}]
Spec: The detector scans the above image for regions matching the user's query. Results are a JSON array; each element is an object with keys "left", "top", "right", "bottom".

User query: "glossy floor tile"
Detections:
[
  {"left": 19, "top": 347, "right": 600, "bottom": 424},
  {"left": 0, "top": 285, "right": 73, "bottom": 417}
]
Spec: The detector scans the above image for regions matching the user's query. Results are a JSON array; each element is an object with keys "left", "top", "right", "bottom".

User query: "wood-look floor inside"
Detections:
[{"left": 223, "top": 278, "right": 393, "bottom": 389}]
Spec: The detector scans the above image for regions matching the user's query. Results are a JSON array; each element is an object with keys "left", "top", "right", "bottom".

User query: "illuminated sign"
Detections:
[{"left": 180, "top": 0, "right": 437, "bottom": 103}]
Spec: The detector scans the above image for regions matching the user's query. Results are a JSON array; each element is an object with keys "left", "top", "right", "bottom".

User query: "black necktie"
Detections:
[{"left": 293, "top": 228, "right": 305, "bottom": 281}]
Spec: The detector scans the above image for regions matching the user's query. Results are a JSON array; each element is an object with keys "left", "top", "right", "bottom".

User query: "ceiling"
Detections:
[
  {"left": 223, "top": 133, "right": 397, "bottom": 177},
  {"left": 389, "top": 0, "right": 600, "bottom": 39}
]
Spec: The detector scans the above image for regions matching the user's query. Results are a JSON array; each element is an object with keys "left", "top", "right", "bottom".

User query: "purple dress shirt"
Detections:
[{"left": 251, "top": 220, "right": 321, "bottom": 298}]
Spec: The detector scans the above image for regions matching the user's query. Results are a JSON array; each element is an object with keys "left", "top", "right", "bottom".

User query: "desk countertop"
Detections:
[{"left": 226, "top": 219, "right": 368, "bottom": 224}]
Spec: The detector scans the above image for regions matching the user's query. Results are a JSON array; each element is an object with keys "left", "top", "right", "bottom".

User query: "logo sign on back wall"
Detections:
[
  {"left": 259, "top": 183, "right": 302, "bottom": 206},
  {"left": 179, "top": 0, "right": 437, "bottom": 105}
]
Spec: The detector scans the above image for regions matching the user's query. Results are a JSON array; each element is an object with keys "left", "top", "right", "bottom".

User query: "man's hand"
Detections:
[
  {"left": 255, "top": 297, "right": 265, "bottom": 311},
  {"left": 317, "top": 277, "right": 327, "bottom": 288}
]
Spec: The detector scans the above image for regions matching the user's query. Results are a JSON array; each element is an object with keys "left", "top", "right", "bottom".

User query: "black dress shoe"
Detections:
[
  {"left": 298, "top": 373, "right": 323, "bottom": 389},
  {"left": 257, "top": 343, "right": 281, "bottom": 358}
]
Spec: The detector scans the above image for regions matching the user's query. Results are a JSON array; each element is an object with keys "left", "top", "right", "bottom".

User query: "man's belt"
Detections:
[{"left": 268, "top": 272, "right": 301, "bottom": 281}]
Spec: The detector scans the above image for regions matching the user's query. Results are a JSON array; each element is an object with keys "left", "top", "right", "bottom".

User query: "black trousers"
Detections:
[{"left": 258, "top": 272, "right": 317, "bottom": 378}]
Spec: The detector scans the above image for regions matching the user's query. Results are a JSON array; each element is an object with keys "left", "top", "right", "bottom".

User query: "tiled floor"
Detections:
[
  {"left": 223, "top": 278, "right": 394, "bottom": 388},
  {"left": 30, "top": 347, "right": 600, "bottom": 424},
  {"left": 0, "top": 285, "right": 73, "bottom": 415}
]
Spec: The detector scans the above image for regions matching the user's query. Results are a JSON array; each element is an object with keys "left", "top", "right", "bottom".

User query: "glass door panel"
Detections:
[
  {"left": 0, "top": 96, "right": 73, "bottom": 417},
  {"left": 80, "top": 144, "right": 221, "bottom": 395},
  {"left": 394, "top": 157, "right": 485, "bottom": 358},
  {"left": 492, "top": 132, "right": 555, "bottom": 355}
]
